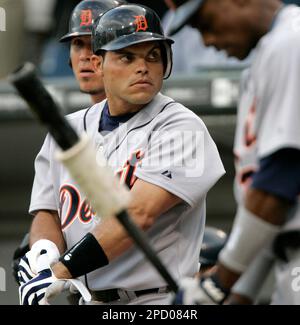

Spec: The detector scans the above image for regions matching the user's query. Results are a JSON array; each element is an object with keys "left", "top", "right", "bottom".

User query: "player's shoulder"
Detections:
[
  {"left": 157, "top": 94, "right": 208, "bottom": 131},
  {"left": 65, "top": 101, "right": 105, "bottom": 131},
  {"left": 43, "top": 101, "right": 105, "bottom": 150},
  {"left": 66, "top": 108, "right": 88, "bottom": 121},
  {"left": 66, "top": 102, "right": 103, "bottom": 121},
  {"left": 261, "top": 5, "right": 300, "bottom": 55}
]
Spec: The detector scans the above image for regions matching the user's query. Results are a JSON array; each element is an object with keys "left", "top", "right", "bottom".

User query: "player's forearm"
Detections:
[
  {"left": 213, "top": 189, "right": 291, "bottom": 291},
  {"left": 30, "top": 210, "right": 66, "bottom": 254},
  {"left": 91, "top": 215, "right": 133, "bottom": 261},
  {"left": 91, "top": 199, "right": 158, "bottom": 261},
  {"left": 245, "top": 188, "right": 292, "bottom": 225},
  {"left": 214, "top": 263, "right": 241, "bottom": 290},
  {"left": 91, "top": 180, "right": 182, "bottom": 260}
]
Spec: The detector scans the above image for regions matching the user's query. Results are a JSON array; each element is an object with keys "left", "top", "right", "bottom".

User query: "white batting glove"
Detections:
[
  {"left": 19, "top": 254, "right": 91, "bottom": 305},
  {"left": 17, "top": 239, "right": 60, "bottom": 286},
  {"left": 19, "top": 253, "right": 58, "bottom": 305},
  {"left": 26, "top": 240, "right": 60, "bottom": 274},
  {"left": 59, "top": 279, "right": 91, "bottom": 303},
  {"left": 17, "top": 255, "right": 36, "bottom": 286},
  {"left": 173, "top": 276, "right": 228, "bottom": 305},
  {"left": 39, "top": 279, "right": 91, "bottom": 305},
  {"left": 197, "top": 275, "right": 228, "bottom": 304}
]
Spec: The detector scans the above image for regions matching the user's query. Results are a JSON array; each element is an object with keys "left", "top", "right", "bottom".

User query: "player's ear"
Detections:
[{"left": 91, "top": 55, "right": 103, "bottom": 76}]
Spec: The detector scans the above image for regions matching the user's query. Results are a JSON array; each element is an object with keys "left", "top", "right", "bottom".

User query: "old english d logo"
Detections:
[
  {"left": 80, "top": 9, "right": 93, "bottom": 27},
  {"left": 134, "top": 15, "right": 148, "bottom": 32}
]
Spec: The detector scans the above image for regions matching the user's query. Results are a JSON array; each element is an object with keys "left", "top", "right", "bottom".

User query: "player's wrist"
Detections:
[
  {"left": 59, "top": 232, "right": 109, "bottom": 278},
  {"left": 225, "top": 292, "right": 253, "bottom": 305},
  {"left": 52, "top": 262, "right": 72, "bottom": 279},
  {"left": 219, "top": 205, "right": 280, "bottom": 273}
]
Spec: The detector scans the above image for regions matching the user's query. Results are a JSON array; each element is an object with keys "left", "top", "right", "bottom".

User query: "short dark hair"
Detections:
[{"left": 96, "top": 49, "right": 107, "bottom": 58}]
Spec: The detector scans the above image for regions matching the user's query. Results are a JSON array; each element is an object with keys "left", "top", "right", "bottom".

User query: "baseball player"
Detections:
[
  {"left": 14, "top": 0, "right": 125, "bottom": 289},
  {"left": 61, "top": 0, "right": 126, "bottom": 104},
  {"left": 18, "top": 4, "right": 225, "bottom": 305},
  {"left": 168, "top": 0, "right": 300, "bottom": 305}
]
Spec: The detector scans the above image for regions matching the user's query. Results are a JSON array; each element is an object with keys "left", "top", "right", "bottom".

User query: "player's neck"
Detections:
[
  {"left": 91, "top": 92, "right": 106, "bottom": 105},
  {"left": 260, "top": 1, "right": 283, "bottom": 35},
  {"left": 106, "top": 98, "right": 145, "bottom": 117}
]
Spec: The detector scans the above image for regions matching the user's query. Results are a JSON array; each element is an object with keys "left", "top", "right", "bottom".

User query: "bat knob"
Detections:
[{"left": 8, "top": 62, "right": 37, "bottom": 86}]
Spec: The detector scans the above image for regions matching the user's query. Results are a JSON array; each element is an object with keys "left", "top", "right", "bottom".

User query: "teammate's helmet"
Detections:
[
  {"left": 92, "top": 4, "right": 174, "bottom": 79},
  {"left": 60, "top": 0, "right": 126, "bottom": 42},
  {"left": 199, "top": 227, "right": 227, "bottom": 267},
  {"left": 166, "top": 0, "right": 203, "bottom": 36}
]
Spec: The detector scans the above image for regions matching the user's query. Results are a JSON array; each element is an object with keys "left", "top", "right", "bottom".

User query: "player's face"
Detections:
[
  {"left": 70, "top": 36, "right": 105, "bottom": 96},
  {"left": 94, "top": 42, "right": 164, "bottom": 114},
  {"left": 191, "top": 0, "right": 259, "bottom": 60}
]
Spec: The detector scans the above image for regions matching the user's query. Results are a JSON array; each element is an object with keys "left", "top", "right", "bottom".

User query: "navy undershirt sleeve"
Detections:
[{"left": 251, "top": 148, "right": 300, "bottom": 203}]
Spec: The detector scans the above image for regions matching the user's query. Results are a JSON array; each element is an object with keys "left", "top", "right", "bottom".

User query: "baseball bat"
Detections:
[{"left": 9, "top": 62, "right": 178, "bottom": 293}]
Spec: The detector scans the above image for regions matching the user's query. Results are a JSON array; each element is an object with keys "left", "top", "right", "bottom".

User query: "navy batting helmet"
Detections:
[
  {"left": 60, "top": 0, "right": 126, "bottom": 42},
  {"left": 200, "top": 227, "right": 227, "bottom": 267},
  {"left": 167, "top": 0, "right": 204, "bottom": 36},
  {"left": 92, "top": 4, "right": 174, "bottom": 79}
]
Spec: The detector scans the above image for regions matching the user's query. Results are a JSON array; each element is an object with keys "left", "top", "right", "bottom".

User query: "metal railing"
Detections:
[{"left": 0, "top": 69, "right": 243, "bottom": 121}]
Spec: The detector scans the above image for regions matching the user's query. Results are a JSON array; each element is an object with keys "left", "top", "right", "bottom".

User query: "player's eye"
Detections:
[
  {"left": 71, "top": 39, "right": 84, "bottom": 49},
  {"left": 147, "top": 49, "right": 162, "bottom": 62},
  {"left": 120, "top": 54, "right": 134, "bottom": 63}
]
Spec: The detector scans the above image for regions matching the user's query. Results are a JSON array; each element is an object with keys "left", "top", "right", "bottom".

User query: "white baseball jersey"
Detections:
[
  {"left": 234, "top": 5, "right": 300, "bottom": 230},
  {"left": 29, "top": 92, "right": 224, "bottom": 292}
]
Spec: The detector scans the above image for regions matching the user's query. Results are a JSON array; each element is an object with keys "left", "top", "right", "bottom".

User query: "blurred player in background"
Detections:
[
  {"left": 169, "top": 0, "right": 300, "bottom": 305},
  {"left": 59, "top": 0, "right": 126, "bottom": 104},
  {"left": 162, "top": 0, "right": 248, "bottom": 74}
]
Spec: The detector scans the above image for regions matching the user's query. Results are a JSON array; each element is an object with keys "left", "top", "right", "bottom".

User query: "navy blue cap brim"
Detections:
[
  {"left": 59, "top": 32, "right": 92, "bottom": 43},
  {"left": 100, "top": 32, "right": 174, "bottom": 52}
]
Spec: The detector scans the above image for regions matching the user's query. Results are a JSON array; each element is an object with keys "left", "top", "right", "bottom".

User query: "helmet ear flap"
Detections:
[{"left": 161, "top": 43, "right": 173, "bottom": 80}]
